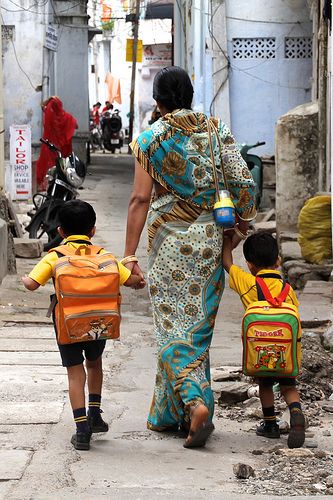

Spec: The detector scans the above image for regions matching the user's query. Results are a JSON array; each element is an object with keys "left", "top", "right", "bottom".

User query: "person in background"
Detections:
[
  {"left": 92, "top": 102, "right": 102, "bottom": 126},
  {"left": 37, "top": 96, "right": 78, "bottom": 187},
  {"left": 102, "top": 101, "right": 113, "bottom": 114}
]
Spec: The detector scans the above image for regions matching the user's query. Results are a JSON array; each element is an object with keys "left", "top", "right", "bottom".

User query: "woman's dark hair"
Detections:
[
  {"left": 58, "top": 199, "right": 96, "bottom": 236},
  {"left": 243, "top": 232, "right": 279, "bottom": 268},
  {"left": 153, "top": 66, "right": 194, "bottom": 112}
]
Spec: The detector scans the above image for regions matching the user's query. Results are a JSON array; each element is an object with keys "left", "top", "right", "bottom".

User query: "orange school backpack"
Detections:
[
  {"left": 50, "top": 243, "right": 121, "bottom": 345},
  {"left": 242, "top": 275, "right": 302, "bottom": 378}
]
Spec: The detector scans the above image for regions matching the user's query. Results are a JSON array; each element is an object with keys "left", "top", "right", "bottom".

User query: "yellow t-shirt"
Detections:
[
  {"left": 229, "top": 265, "right": 299, "bottom": 310},
  {"left": 28, "top": 234, "right": 131, "bottom": 286}
]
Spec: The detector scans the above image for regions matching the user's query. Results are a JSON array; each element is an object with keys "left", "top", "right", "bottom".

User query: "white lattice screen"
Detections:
[
  {"left": 232, "top": 38, "right": 276, "bottom": 59},
  {"left": 285, "top": 37, "right": 312, "bottom": 59}
]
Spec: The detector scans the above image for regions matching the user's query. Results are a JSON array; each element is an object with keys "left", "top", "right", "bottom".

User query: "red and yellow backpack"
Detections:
[{"left": 242, "top": 275, "right": 302, "bottom": 378}]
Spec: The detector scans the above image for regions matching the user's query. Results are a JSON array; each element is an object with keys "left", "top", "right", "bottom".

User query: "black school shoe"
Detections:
[
  {"left": 256, "top": 421, "right": 280, "bottom": 439},
  {"left": 288, "top": 410, "right": 305, "bottom": 449},
  {"left": 71, "top": 431, "right": 91, "bottom": 450},
  {"left": 88, "top": 409, "right": 109, "bottom": 433}
]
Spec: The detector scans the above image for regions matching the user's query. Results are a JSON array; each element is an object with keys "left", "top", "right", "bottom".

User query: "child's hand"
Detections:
[{"left": 21, "top": 276, "right": 40, "bottom": 291}]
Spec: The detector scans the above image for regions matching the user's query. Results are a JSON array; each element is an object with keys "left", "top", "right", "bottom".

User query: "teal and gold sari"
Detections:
[{"left": 131, "top": 110, "right": 256, "bottom": 430}]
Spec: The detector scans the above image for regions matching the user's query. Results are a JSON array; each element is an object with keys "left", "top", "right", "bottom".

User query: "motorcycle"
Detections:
[
  {"left": 89, "top": 117, "right": 103, "bottom": 152},
  {"left": 240, "top": 141, "right": 266, "bottom": 209},
  {"left": 26, "top": 138, "right": 86, "bottom": 251},
  {"left": 101, "top": 109, "right": 124, "bottom": 153}
]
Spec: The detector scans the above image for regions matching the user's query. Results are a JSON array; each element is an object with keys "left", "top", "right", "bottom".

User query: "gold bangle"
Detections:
[
  {"left": 121, "top": 255, "right": 138, "bottom": 265},
  {"left": 234, "top": 224, "right": 248, "bottom": 240}
]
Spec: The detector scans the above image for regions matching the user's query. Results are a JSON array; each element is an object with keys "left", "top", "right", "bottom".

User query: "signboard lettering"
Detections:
[{"left": 10, "top": 125, "right": 32, "bottom": 200}]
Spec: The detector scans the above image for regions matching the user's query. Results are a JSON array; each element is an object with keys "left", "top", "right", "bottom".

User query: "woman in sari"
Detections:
[
  {"left": 36, "top": 96, "right": 78, "bottom": 186},
  {"left": 123, "top": 66, "right": 256, "bottom": 448}
]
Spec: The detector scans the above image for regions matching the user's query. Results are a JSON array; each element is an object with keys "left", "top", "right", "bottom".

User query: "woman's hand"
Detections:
[{"left": 124, "top": 261, "right": 146, "bottom": 289}]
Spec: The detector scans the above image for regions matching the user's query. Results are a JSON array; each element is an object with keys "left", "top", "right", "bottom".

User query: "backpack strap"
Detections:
[
  {"left": 49, "top": 244, "right": 103, "bottom": 257},
  {"left": 256, "top": 276, "right": 291, "bottom": 307},
  {"left": 50, "top": 245, "right": 76, "bottom": 257}
]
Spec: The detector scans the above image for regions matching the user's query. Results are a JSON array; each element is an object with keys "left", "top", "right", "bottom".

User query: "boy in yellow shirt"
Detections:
[
  {"left": 22, "top": 200, "right": 143, "bottom": 450},
  {"left": 222, "top": 231, "right": 305, "bottom": 449}
]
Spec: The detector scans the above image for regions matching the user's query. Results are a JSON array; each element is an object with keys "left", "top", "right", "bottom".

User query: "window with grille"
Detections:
[
  {"left": 1, "top": 25, "right": 15, "bottom": 42},
  {"left": 232, "top": 37, "right": 276, "bottom": 59},
  {"left": 285, "top": 37, "right": 312, "bottom": 59}
]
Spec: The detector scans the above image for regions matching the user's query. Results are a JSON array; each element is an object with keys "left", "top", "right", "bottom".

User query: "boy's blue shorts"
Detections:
[{"left": 58, "top": 340, "right": 106, "bottom": 367}]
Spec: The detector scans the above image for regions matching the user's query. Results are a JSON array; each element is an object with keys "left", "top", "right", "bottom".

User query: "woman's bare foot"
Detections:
[
  {"left": 183, "top": 403, "right": 214, "bottom": 448},
  {"left": 189, "top": 403, "right": 209, "bottom": 433}
]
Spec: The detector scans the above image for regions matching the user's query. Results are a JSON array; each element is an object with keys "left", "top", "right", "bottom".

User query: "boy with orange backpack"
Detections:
[
  {"left": 22, "top": 200, "right": 143, "bottom": 450},
  {"left": 222, "top": 232, "right": 305, "bottom": 449}
]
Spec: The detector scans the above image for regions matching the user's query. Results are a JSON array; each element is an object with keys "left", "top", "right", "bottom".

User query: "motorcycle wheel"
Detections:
[{"left": 28, "top": 202, "right": 63, "bottom": 251}]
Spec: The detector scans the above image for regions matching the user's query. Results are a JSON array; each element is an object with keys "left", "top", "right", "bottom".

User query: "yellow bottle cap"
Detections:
[{"left": 214, "top": 199, "right": 235, "bottom": 209}]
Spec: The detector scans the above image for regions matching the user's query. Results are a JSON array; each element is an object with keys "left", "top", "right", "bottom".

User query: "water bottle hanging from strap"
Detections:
[{"left": 206, "top": 119, "right": 236, "bottom": 228}]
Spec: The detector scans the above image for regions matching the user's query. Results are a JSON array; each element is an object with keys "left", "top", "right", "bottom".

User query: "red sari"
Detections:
[{"left": 36, "top": 97, "right": 78, "bottom": 185}]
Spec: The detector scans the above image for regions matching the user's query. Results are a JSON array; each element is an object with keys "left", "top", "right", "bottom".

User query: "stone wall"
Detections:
[
  {"left": 0, "top": 193, "right": 17, "bottom": 283},
  {"left": 0, "top": 218, "right": 7, "bottom": 284},
  {"left": 275, "top": 101, "right": 319, "bottom": 232}
]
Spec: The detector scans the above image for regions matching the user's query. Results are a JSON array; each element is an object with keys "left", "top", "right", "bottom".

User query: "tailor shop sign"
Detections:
[{"left": 10, "top": 125, "right": 32, "bottom": 200}]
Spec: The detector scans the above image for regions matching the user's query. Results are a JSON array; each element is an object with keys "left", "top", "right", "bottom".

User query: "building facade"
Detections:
[
  {"left": 2, "top": 0, "right": 93, "bottom": 188},
  {"left": 174, "top": 0, "right": 313, "bottom": 155}
]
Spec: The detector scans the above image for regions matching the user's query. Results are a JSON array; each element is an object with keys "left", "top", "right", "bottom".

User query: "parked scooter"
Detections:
[
  {"left": 101, "top": 109, "right": 124, "bottom": 153},
  {"left": 240, "top": 141, "right": 266, "bottom": 209},
  {"left": 89, "top": 117, "right": 103, "bottom": 151},
  {"left": 26, "top": 138, "right": 86, "bottom": 251}
]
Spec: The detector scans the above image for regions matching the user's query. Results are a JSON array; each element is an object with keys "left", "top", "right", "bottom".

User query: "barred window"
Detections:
[
  {"left": 285, "top": 37, "right": 312, "bottom": 59},
  {"left": 2, "top": 25, "right": 15, "bottom": 42},
  {"left": 232, "top": 37, "right": 276, "bottom": 59}
]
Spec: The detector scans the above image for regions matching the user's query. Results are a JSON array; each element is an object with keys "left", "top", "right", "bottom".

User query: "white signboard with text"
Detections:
[
  {"left": 143, "top": 43, "right": 172, "bottom": 68},
  {"left": 10, "top": 125, "right": 32, "bottom": 200},
  {"left": 45, "top": 24, "right": 58, "bottom": 51}
]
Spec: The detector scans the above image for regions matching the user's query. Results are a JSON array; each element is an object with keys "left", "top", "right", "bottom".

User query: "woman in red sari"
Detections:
[{"left": 36, "top": 96, "right": 78, "bottom": 186}]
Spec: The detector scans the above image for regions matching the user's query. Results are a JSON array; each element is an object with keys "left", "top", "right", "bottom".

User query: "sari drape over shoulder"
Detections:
[{"left": 131, "top": 109, "right": 256, "bottom": 430}]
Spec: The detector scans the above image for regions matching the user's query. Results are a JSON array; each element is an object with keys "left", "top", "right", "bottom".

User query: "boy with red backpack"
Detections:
[
  {"left": 22, "top": 200, "right": 143, "bottom": 450},
  {"left": 222, "top": 231, "right": 305, "bottom": 449}
]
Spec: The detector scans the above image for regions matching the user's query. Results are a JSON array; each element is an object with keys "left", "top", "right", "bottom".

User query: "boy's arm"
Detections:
[
  {"left": 222, "top": 235, "right": 234, "bottom": 272},
  {"left": 21, "top": 252, "right": 57, "bottom": 291},
  {"left": 22, "top": 276, "right": 41, "bottom": 291}
]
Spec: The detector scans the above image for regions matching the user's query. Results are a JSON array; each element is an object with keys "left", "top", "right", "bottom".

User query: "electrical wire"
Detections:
[
  {"left": 230, "top": 64, "right": 310, "bottom": 90},
  {"left": 208, "top": 0, "right": 230, "bottom": 115},
  {"left": 0, "top": 12, "right": 37, "bottom": 90},
  {"left": 226, "top": 15, "right": 311, "bottom": 25},
  {"left": 174, "top": 0, "right": 186, "bottom": 36}
]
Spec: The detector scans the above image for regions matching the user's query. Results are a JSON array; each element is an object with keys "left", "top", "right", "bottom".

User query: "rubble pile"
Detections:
[
  {"left": 215, "top": 331, "right": 333, "bottom": 425},
  {"left": 238, "top": 448, "right": 333, "bottom": 497},
  {"left": 297, "top": 333, "right": 333, "bottom": 401},
  {"left": 215, "top": 331, "right": 333, "bottom": 496}
]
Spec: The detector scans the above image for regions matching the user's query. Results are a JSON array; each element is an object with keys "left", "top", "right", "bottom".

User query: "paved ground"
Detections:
[{"left": 0, "top": 153, "right": 330, "bottom": 500}]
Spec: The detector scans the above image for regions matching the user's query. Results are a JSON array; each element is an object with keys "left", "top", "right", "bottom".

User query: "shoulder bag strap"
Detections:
[
  {"left": 206, "top": 119, "right": 230, "bottom": 204},
  {"left": 207, "top": 119, "right": 230, "bottom": 199}
]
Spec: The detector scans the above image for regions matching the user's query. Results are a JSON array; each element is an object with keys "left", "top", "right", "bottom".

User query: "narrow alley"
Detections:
[{"left": 0, "top": 154, "right": 331, "bottom": 500}]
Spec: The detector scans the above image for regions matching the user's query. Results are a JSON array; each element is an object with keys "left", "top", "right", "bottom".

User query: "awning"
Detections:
[
  {"left": 88, "top": 27, "right": 103, "bottom": 43},
  {"left": 145, "top": 3, "right": 173, "bottom": 20}
]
